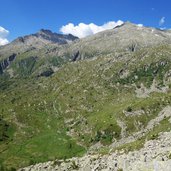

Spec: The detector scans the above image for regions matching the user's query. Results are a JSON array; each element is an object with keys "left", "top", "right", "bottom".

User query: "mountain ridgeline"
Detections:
[{"left": 1, "top": 22, "right": 171, "bottom": 170}]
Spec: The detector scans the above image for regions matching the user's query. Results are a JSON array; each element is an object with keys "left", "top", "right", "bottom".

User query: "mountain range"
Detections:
[{"left": 1, "top": 22, "right": 171, "bottom": 170}]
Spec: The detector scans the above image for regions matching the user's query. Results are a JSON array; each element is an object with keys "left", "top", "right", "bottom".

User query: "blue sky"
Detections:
[{"left": 0, "top": 0, "right": 170, "bottom": 43}]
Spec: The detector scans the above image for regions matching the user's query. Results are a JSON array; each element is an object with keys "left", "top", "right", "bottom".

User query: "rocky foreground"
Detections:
[{"left": 19, "top": 131, "right": 171, "bottom": 171}]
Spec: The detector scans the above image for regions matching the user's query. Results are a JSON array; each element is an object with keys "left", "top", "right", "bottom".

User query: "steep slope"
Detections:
[
  {"left": 0, "top": 30, "right": 78, "bottom": 77},
  {"left": 55, "top": 22, "right": 171, "bottom": 60},
  {"left": 0, "top": 29, "right": 78, "bottom": 57},
  {"left": 1, "top": 23, "right": 171, "bottom": 170},
  {"left": 1, "top": 22, "right": 171, "bottom": 78}
]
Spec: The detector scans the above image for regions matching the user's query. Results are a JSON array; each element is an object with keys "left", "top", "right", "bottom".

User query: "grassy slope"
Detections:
[{"left": 0, "top": 45, "right": 171, "bottom": 169}]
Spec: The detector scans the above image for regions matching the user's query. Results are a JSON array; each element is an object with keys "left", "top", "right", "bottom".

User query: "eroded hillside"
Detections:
[{"left": 0, "top": 23, "right": 171, "bottom": 170}]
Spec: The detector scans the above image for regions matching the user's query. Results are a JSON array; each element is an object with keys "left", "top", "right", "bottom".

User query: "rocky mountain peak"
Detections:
[
  {"left": 113, "top": 22, "right": 139, "bottom": 29},
  {"left": 38, "top": 29, "right": 53, "bottom": 34},
  {"left": 34, "top": 29, "right": 79, "bottom": 44},
  {"left": 9, "top": 29, "right": 79, "bottom": 51}
]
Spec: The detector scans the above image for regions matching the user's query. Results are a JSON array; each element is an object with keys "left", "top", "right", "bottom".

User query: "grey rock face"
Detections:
[
  {"left": 0, "top": 53, "right": 16, "bottom": 74},
  {"left": 53, "top": 22, "right": 171, "bottom": 62},
  {"left": 15, "top": 29, "right": 79, "bottom": 45},
  {"left": 0, "top": 29, "right": 78, "bottom": 58},
  {"left": 0, "top": 29, "right": 78, "bottom": 75}
]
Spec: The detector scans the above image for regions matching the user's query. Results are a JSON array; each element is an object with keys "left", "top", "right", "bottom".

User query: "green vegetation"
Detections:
[
  {"left": 0, "top": 116, "right": 14, "bottom": 142},
  {"left": 0, "top": 44, "right": 171, "bottom": 169},
  {"left": 117, "top": 168, "right": 123, "bottom": 171},
  {"left": 168, "top": 153, "right": 171, "bottom": 159}
]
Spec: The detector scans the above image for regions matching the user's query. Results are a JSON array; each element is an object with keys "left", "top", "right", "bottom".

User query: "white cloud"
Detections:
[
  {"left": 60, "top": 20, "right": 124, "bottom": 38},
  {"left": 137, "top": 24, "right": 143, "bottom": 27},
  {"left": 0, "top": 38, "right": 9, "bottom": 45},
  {"left": 160, "top": 27, "right": 166, "bottom": 30},
  {"left": 0, "top": 26, "right": 9, "bottom": 46},
  {"left": 159, "top": 17, "right": 165, "bottom": 26}
]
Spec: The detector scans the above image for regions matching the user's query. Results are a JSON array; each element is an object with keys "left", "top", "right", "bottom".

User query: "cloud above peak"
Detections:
[
  {"left": 159, "top": 17, "right": 165, "bottom": 26},
  {"left": 0, "top": 26, "right": 9, "bottom": 46},
  {"left": 60, "top": 20, "right": 124, "bottom": 38}
]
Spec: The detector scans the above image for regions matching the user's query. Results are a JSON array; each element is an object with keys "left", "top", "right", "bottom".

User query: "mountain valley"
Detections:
[{"left": 1, "top": 22, "right": 171, "bottom": 170}]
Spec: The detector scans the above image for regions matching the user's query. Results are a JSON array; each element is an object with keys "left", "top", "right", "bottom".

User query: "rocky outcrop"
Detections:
[
  {"left": 38, "top": 68, "right": 54, "bottom": 77},
  {"left": 35, "top": 29, "right": 79, "bottom": 44},
  {"left": 0, "top": 53, "right": 16, "bottom": 74},
  {"left": 72, "top": 51, "right": 80, "bottom": 61},
  {"left": 135, "top": 80, "right": 169, "bottom": 98}
]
